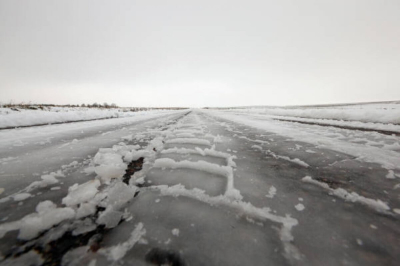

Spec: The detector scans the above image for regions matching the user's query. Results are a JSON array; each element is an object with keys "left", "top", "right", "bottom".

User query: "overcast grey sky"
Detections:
[{"left": 1, "top": 0, "right": 399, "bottom": 107}]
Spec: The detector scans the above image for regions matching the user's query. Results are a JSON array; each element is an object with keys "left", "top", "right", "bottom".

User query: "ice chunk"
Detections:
[
  {"left": 172, "top": 228, "right": 180, "bottom": 236},
  {"left": 265, "top": 186, "right": 277, "bottom": 198},
  {"left": 41, "top": 174, "right": 59, "bottom": 184},
  {"left": 97, "top": 208, "right": 123, "bottom": 228},
  {"left": 96, "top": 182, "right": 138, "bottom": 228},
  {"left": 106, "top": 182, "right": 137, "bottom": 209},
  {"left": 62, "top": 179, "right": 100, "bottom": 206},
  {"left": 72, "top": 219, "right": 97, "bottom": 236},
  {"left": 76, "top": 202, "right": 97, "bottom": 219},
  {"left": 94, "top": 151, "right": 123, "bottom": 165},
  {"left": 13, "top": 193, "right": 31, "bottom": 201},
  {"left": 95, "top": 164, "right": 126, "bottom": 181},
  {"left": 386, "top": 170, "right": 396, "bottom": 179},
  {"left": 295, "top": 203, "right": 305, "bottom": 211},
  {"left": 93, "top": 151, "right": 127, "bottom": 181}
]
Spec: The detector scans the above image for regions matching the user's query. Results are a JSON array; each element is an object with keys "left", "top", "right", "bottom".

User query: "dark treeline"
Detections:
[{"left": 1, "top": 102, "right": 188, "bottom": 111}]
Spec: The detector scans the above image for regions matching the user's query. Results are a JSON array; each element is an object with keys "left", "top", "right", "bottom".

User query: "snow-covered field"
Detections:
[
  {"left": 219, "top": 101, "right": 400, "bottom": 134},
  {"left": 0, "top": 106, "right": 176, "bottom": 129},
  {"left": 205, "top": 110, "right": 400, "bottom": 173}
]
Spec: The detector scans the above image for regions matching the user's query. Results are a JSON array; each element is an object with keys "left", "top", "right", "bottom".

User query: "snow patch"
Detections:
[
  {"left": 13, "top": 193, "right": 31, "bottom": 201},
  {"left": 172, "top": 228, "right": 180, "bottom": 236},
  {"left": 386, "top": 170, "right": 396, "bottom": 179},
  {"left": 265, "top": 186, "right": 277, "bottom": 198},
  {"left": 295, "top": 204, "right": 305, "bottom": 211}
]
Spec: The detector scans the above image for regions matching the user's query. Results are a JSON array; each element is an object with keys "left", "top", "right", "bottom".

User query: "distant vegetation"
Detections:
[{"left": 0, "top": 102, "right": 187, "bottom": 111}]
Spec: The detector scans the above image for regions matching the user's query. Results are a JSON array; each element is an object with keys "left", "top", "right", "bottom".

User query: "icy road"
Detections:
[{"left": 0, "top": 110, "right": 399, "bottom": 265}]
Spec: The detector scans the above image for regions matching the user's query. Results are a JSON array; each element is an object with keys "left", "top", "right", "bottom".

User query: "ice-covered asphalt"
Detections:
[{"left": 0, "top": 110, "right": 399, "bottom": 265}]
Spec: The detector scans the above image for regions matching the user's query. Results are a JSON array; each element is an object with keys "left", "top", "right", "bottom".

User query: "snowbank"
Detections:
[
  {"left": 0, "top": 107, "right": 178, "bottom": 129},
  {"left": 222, "top": 102, "right": 400, "bottom": 125}
]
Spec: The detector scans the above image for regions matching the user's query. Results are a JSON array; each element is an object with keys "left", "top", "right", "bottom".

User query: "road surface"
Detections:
[{"left": 0, "top": 110, "right": 399, "bottom": 265}]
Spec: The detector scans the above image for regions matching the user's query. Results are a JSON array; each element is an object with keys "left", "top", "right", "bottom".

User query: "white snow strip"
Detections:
[
  {"left": 173, "top": 129, "right": 204, "bottom": 135},
  {"left": 239, "top": 135, "right": 270, "bottom": 145},
  {"left": 174, "top": 133, "right": 196, "bottom": 138},
  {"left": 99, "top": 222, "right": 146, "bottom": 261},
  {"left": 267, "top": 150, "right": 309, "bottom": 168},
  {"left": 153, "top": 158, "right": 242, "bottom": 200},
  {"left": 252, "top": 145, "right": 263, "bottom": 150},
  {"left": 269, "top": 115, "right": 400, "bottom": 133},
  {"left": 166, "top": 138, "right": 211, "bottom": 146},
  {"left": 161, "top": 147, "right": 237, "bottom": 167},
  {"left": 302, "top": 176, "right": 390, "bottom": 213}
]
